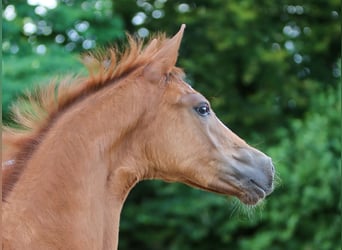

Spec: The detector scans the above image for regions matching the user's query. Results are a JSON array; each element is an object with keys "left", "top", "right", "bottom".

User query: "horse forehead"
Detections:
[{"left": 171, "top": 80, "right": 196, "bottom": 95}]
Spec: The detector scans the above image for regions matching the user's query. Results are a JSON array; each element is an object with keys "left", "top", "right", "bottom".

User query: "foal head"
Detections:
[{"left": 138, "top": 25, "right": 275, "bottom": 205}]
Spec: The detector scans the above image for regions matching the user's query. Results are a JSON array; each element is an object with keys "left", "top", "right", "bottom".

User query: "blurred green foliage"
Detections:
[
  {"left": 2, "top": 0, "right": 123, "bottom": 123},
  {"left": 2, "top": 0, "right": 341, "bottom": 249}
]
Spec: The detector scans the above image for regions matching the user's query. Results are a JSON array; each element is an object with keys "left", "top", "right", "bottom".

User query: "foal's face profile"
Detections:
[{"left": 145, "top": 79, "right": 274, "bottom": 205}]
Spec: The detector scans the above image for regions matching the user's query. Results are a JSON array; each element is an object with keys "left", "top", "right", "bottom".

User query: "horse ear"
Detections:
[{"left": 143, "top": 24, "right": 185, "bottom": 83}]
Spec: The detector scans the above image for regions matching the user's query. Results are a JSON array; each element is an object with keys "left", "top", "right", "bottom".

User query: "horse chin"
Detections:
[
  {"left": 238, "top": 188, "right": 266, "bottom": 205},
  {"left": 231, "top": 181, "right": 267, "bottom": 205}
]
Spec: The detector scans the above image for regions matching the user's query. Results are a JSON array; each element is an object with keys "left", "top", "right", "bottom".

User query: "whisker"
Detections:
[
  {"left": 274, "top": 173, "right": 283, "bottom": 188},
  {"left": 250, "top": 141, "right": 266, "bottom": 148},
  {"left": 228, "top": 198, "right": 241, "bottom": 218}
]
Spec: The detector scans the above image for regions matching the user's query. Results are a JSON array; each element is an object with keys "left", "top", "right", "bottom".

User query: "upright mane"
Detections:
[{"left": 2, "top": 33, "right": 179, "bottom": 200}]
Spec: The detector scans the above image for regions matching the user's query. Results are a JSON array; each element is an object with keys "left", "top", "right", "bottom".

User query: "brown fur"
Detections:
[
  {"left": 2, "top": 33, "right": 176, "bottom": 201},
  {"left": 2, "top": 25, "right": 274, "bottom": 249}
]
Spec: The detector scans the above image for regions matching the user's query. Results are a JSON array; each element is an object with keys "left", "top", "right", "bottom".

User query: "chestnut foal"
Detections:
[{"left": 2, "top": 25, "right": 274, "bottom": 249}]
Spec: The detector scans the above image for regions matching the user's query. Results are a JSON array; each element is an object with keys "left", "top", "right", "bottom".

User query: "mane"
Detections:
[{"left": 2, "top": 32, "right": 176, "bottom": 200}]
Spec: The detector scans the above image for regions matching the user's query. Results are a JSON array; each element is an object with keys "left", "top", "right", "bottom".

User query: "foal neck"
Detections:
[{"left": 2, "top": 78, "right": 149, "bottom": 250}]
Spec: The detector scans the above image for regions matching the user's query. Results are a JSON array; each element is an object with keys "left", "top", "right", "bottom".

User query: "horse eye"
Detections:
[{"left": 194, "top": 103, "right": 210, "bottom": 117}]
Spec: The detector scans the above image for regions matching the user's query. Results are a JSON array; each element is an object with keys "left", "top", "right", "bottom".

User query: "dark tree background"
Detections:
[{"left": 2, "top": 1, "right": 340, "bottom": 249}]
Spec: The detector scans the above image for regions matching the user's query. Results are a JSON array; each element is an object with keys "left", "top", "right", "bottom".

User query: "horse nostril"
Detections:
[
  {"left": 249, "top": 178, "right": 273, "bottom": 195},
  {"left": 248, "top": 179, "right": 261, "bottom": 189}
]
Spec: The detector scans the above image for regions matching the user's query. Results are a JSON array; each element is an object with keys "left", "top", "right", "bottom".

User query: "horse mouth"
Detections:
[
  {"left": 184, "top": 174, "right": 272, "bottom": 206},
  {"left": 205, "top": 176, "right": 270, "bottom": 205},
  {"left": 238, "top": 181, "right": 267, "bottom": 205}
]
